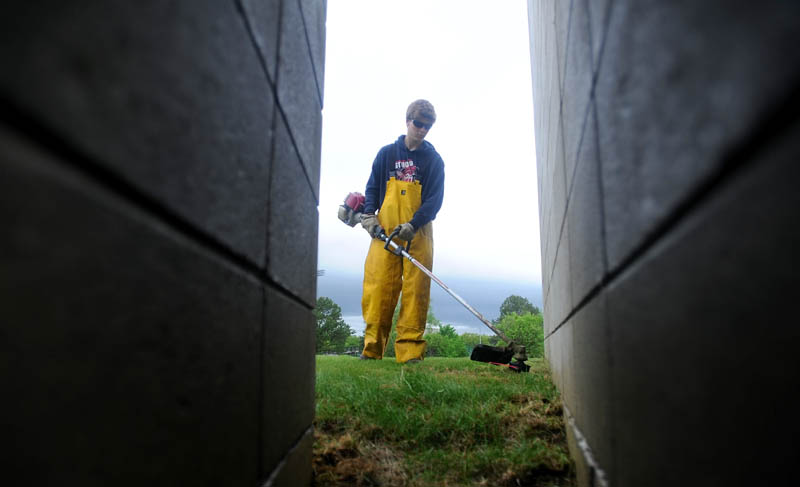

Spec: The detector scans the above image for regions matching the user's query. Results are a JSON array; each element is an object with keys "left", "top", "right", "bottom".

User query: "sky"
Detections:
[{"left": 317, "top": 1, "right": 542, "bottom": 334}]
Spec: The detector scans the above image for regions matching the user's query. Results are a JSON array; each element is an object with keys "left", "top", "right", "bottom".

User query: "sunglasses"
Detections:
[{"left": 412, "top": 119, "right": 433, "bottom": 130}]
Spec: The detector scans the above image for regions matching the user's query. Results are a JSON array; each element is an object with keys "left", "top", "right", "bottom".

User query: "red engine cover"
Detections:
[{"left": 344, "top": 192, "right": 365, "bottom": 212}]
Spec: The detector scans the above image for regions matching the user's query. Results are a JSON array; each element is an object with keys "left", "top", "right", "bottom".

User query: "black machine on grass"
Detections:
[{"left": 338, "top": 192, "right": 530, "bottom": 372}]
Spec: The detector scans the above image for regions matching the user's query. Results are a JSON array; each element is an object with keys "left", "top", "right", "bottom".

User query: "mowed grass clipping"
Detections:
[{"left": 313, "top": 356, "right": 574, "bottom": 486}]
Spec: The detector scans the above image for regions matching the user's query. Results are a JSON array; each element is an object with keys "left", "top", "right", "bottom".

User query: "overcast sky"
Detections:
[{"left": 317, "top": 1, "right": 541, "bottom": 333}]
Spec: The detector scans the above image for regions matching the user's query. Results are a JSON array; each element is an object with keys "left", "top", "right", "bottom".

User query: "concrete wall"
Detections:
[
  {"left": 0, "top": 1, "right": 324, "bottom": 485},
  {"left": 528, "top": 0, "right": 800, "bottom": 485}
]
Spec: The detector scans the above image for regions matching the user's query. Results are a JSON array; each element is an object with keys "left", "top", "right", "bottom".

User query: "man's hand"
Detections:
[
  {"left": 361, "top": 214, "right": 382, "bottom": 238},
  {"left": 395, "top": 222, "right": 415, "bottom": 241}
]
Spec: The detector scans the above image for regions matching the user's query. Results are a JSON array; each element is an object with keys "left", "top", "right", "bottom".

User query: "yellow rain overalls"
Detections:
[{"left": 361, "top": 178, "right": 433, "bottom": 363}]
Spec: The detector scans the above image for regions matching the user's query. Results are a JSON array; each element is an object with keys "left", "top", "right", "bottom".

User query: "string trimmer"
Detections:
[{"left": 338, "top": 192, "right": 530, "bottom": 372}]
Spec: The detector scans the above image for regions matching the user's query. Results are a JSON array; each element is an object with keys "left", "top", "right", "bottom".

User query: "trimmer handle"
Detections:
[{"left": 381, "top": 228, "right": 411, "bottom": 255}]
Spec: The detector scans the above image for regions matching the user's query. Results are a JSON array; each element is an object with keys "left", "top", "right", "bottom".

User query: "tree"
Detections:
[
  {"left": 496, "top": 312, "right": 544, "bottom": 358},
  {"left": 344, "top": 335, "right": 363, "bottom": 352},
  {"left": 314, "top": 297, "right": 353, "bottom": 353},
  {"left": 439, "top": 324, "right": 457, "bottom": 338},
  {"left": 498, "top": 295, "right": 541, "bottom": 321},
  {"left": 424, "top": 323, "right": 465, "bottom": 357}
]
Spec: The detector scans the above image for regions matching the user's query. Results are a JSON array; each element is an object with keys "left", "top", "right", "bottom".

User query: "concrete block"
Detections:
[
  {"left": 546, "top": 321, "right": 564, "bottom": 392},
  {"left": 530, "top": 0, "right": 565, "bottom": 226},
  {"left": 239, "top": 0, "right": 281, "bottom": 84},
  {"left": 543, "top": 286, "right": 554, "bottom": 337},
  {"left": 543, "top": 125, "right": 568, "bottom": 303},
  {"left": 531, "top": 1, "right": 564, "bottom": 285},
  {"left": 261, "top": 288, "right": 315, "bottom": 479},
  {"left": 547, "top": 219, "right": 572, "bottom": 332},
  {"left": 547, "top": 319, "right": 575, "bottom": 409},
  {"left": 530, "top": 0, "right": 558, "bottom": 180},
  {"left": 567, "top": 106, "right": 605, "bottom": 304},
  {"left": 0, "top": 1, "right": 275, "bottom": 268},
  {"left": 539, "top": 130, "right": 555, "bottom": 226},
  {"left": 263, "top": 427, "right": 314, "bottom": 487},
  {"left": 562, "top": 0, "right": 593, "bottom": 184},
  {"left": 555, "top": 0, "right": 572, "bottom": 96},
  {"left": 558, "top": 318, "right": 576, "bottom": 415},
  {"left": 595, "top": 0, "right": 800, "bottom": 270},
  {"left": 540, "top": 159, "right": 554, "bottom": 302},
  {"left": 586, "top": 0, "right": 612, "bottom": 72},
  {"left": 298, "top": 0, "right": 327, "bottom": 106},
  {"left": 0, "top": 129, "right": 262, "bottom": 486},
  {"left": 278, "top": 0, "right": 323, "bottom": 200},
  {"left": 565, "top": 412, "right": 593, "bottom": 487},
  {"left": 538, "top": 182, "right": 549, "bottom": 295},
  {"left": 606, "top": 122, "right": 800, "bottom": 486},
  {"left": 539, "top": 185, "right": 552, "bottom": 303},
  {"left": 544, "top": 330, "right": 553, "bottom": 362},
  {"left": 541, "top": 265, "right": 552, "bottom": 327},
  {"left": 570, "top": 293, "right": 612, "bottom": 481},
  {"left": 267, "top": 117, "right": 319, "bottom": 307},
  {"left": 531, "top": 149, "right": 549, "bottom": 225}
]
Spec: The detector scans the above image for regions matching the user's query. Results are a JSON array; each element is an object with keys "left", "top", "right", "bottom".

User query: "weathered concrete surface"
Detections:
[
  {"left": 529, "top": 0, "right": 800, "bottom": 484},
  {"left": 0, "top": 0, "right": 324, "bottom": 484}
]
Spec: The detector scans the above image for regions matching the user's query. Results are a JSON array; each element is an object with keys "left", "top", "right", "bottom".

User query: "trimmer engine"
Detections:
[{"left": 337, "top": 192, "right": 365, "bottom": 227}]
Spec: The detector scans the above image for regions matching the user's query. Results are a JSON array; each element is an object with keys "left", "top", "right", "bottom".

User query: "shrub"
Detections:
[
  {"left": 496, "top": 312, "right": 544, "bottom": 358},
  {"left": 426, "top": 332, "right": 468, "bottom": 357}
]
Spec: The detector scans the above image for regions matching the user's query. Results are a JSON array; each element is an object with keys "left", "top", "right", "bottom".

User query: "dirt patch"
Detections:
[
  {"left": 501, "top": 396, "right": 567, "bottom": 446},
  {"left": 499, "top": 466, "right": 577, "bottom": 487},
  {"left": 313, "top": 431, "right": 407, "bottom": 487}
]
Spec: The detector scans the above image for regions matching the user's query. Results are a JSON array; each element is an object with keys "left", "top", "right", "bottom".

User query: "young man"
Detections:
[{"left": 359, "top": 99, "right": 445, "bottom": 363}]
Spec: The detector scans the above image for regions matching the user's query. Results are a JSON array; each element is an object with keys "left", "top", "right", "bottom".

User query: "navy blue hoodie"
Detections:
[{"left": 363, "top": 135, "right": 445, "bottom": 230}]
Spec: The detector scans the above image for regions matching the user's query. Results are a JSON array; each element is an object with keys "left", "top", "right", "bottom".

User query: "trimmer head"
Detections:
[
  {"left": 470, "top": 344, "right": 530, "bottom": 373},
  {"left": 470, "top": 344, "right": 513, "bottom": 364}
]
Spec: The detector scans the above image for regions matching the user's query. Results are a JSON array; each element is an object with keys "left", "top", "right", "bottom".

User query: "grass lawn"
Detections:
[{"left": 313, "top": 356, "right": 574, "bottom": 486}]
